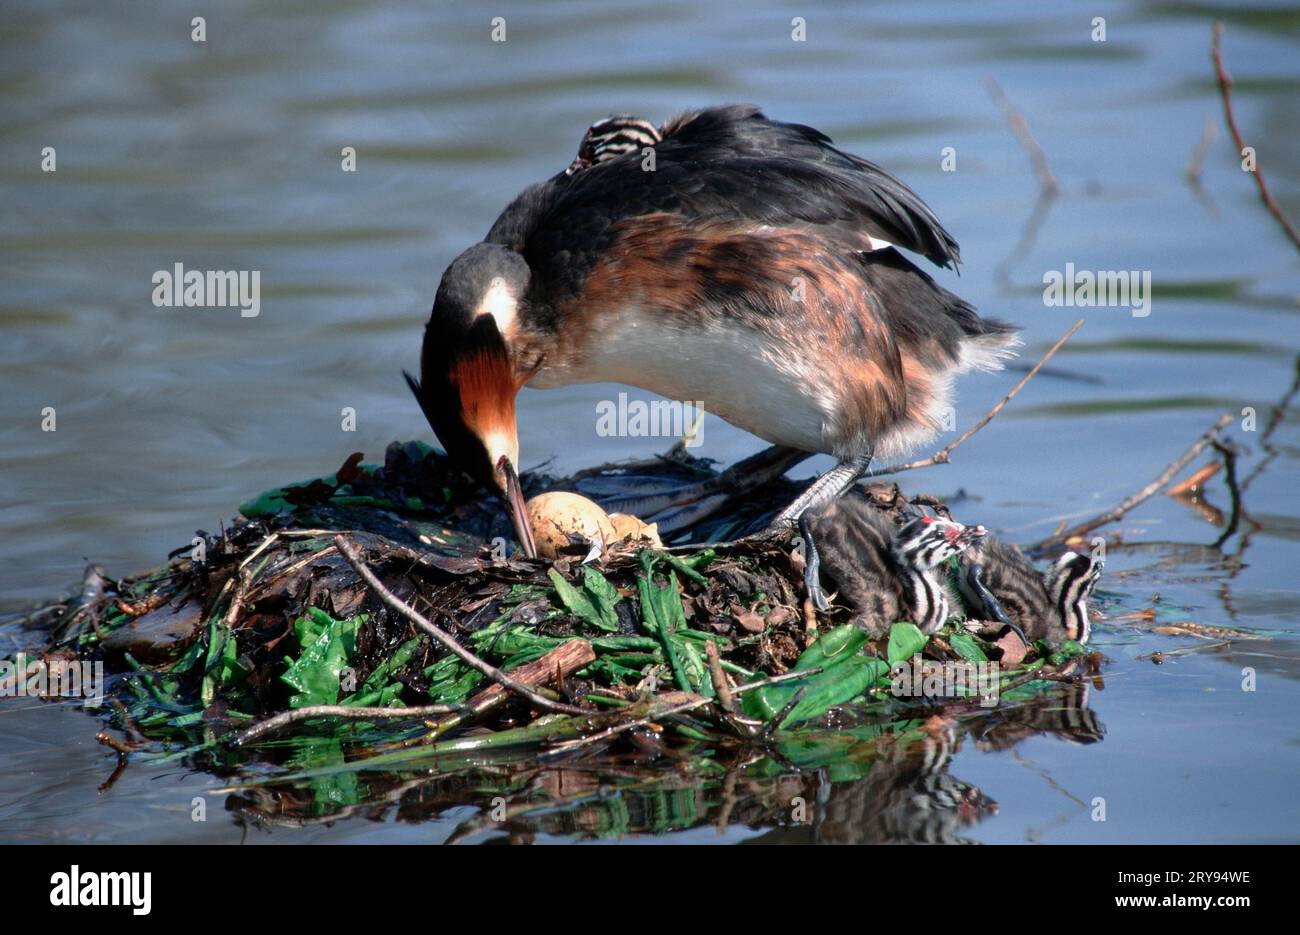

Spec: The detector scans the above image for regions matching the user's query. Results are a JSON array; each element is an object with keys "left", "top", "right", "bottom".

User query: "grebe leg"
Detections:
[{"left": 770, "top": 455, "right": 873, "bottom": 530}]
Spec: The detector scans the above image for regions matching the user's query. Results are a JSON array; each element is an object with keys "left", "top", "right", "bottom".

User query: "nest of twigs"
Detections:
[{"left": 6, "top": 440, "right": 1101, "bottom": 778}]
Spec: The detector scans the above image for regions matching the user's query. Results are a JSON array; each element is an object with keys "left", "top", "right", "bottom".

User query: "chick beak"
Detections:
[
  {"left": 956, "top": 523, "right": 988, "bottom": 547},
  {"left": 498, "top": 456, "right": 537, "bottom": 559}
]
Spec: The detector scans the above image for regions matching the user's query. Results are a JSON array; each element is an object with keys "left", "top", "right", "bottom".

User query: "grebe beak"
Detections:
[
  {"left": 499, "top": 456, "right": 537, "bottom": 559},
  {"left": 953, "top": 523, "right": 987, "bottom": 547}
]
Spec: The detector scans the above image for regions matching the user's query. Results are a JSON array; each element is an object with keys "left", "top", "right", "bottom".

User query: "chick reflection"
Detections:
[{"left": 810, "top": 724, "right": 994, "bottom": 844}]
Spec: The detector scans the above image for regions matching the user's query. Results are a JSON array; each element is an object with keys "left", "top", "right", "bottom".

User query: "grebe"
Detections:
[{"left": 407, "top": 105, "right": 1018, "bottom": 556}]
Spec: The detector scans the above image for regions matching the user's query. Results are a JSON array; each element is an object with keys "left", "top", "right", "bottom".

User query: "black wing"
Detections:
[{"left": 486, "top": 104, "right": 961, "bottom": 298}]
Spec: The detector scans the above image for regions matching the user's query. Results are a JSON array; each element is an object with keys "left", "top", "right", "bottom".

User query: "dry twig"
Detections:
[
  {"left": 229, "top": 702, "right": 465, "bottom": 746},
  {"left": 986, "top": 77, "right": 1058, "bottom": 195},
  {"left": 544, "top": 694, "right": 712, "bottom": 756},
  {"left": 1029, "top": 413, "right": 1233, "bottom": 554},
  {"left": 427, "top": 640, "right": 597, "bottom": 739},
  {"left": 875, "top": 319, "right": 1083, "bottom": 476},
  {"left": 1211, "top": 21, "right": 1300, "bottom": 251},
  {"left": 335, "top": 535, "right": 589, "bottom": 716},
  {"left": 95, "top": 730, "right": 137, "bottom": 756},
  {"left": 705, "top": 640, "right": 737, "bottom": 714},
  {"left": 1184, "top": 114, "right": 1217, "bottom": 185}
]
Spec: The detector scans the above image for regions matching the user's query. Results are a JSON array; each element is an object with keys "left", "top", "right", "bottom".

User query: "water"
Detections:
[{"left": 2, "top": 0, "right": 1299, "bottom": 843}]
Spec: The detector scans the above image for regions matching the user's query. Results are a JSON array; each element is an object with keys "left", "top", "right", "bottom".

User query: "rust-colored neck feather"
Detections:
[{"left": 452, "top": 345, "right": 519, "bottom": 451}]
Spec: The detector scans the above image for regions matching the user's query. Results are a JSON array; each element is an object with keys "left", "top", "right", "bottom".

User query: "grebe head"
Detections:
[
  {"left": 894, "top": 516, "right": 987, "bottom": 569},
  {"left": 410, "top": 243, "right": 536, "bottom": 557},
  {"left": 1047, "top": 551, "right": 1103, "bottom": 643},
  {"left": 565, "top": 115, "right": 662, "bottom": 175}
]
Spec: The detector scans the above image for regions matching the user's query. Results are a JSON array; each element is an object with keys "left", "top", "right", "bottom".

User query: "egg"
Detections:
[
  {"left": 526, "top": 491, "right": 618, "bottom": 559},
  {"left": 609, "top": 512, "right": 662, "bottom": 548}
]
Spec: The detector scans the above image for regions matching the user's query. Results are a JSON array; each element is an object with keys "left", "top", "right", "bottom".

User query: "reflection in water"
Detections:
[
  {"left": 971, "top": 682, "right": 1106, "bottom": 751},
  {"left": 808, "top": 725, "right": 997, "bottom": 845},
  {"left": 1214, "top": 356, "right": 1300, "bottom": 622},
  {"left": 219, "top": 682, "right": 1104, "bottom": 844}
]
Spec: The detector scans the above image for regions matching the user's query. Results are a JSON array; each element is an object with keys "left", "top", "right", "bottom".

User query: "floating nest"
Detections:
[{"left": 4, "top": 441, "right": 1104, "bottom": 837}]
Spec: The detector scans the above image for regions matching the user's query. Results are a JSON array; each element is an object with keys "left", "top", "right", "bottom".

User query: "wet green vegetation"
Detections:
[{"left": 5, "top": 445, "right": 1103, "bottom": 840}]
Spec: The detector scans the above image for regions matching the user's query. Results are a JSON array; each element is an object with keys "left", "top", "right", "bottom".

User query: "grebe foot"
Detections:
[
  {"left": 965, "top": 563, "right": 1029, "bottom": 645},
  {"left": 798, "top": 511, "right": 831, "bottom": 611}
]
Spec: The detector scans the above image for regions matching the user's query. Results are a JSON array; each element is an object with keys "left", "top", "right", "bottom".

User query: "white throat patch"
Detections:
[
  {"left": 475, "top": 277, "right": 518, "bottom": 337},
  {"left": 483, "top": 429, "right": 519, "bottom": 477}
]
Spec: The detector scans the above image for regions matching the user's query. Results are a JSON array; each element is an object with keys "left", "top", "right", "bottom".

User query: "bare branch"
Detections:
[
  {"left": 230, "top": 702, "right": 463, "bottom": 747},
  {"left": 875, "top": 319, "right": 1084, "bottom": 476},
  {"left": 335, "top": 535, "right": 589, "bottom": 715},
  {"left": 1029, "top": 413, "right": 1233, "bottom": 554},
  {"left": 1212, "top": 21, "right": 1300, "bottom": 251}
]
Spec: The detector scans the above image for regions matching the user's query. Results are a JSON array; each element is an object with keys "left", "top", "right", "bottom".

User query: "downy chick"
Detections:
[
  {"left": 802, "top": 497, "right": 985, "bottom": 638},
  {"left": 959, "top": 536, "right": 1102, "bottom": 648}
]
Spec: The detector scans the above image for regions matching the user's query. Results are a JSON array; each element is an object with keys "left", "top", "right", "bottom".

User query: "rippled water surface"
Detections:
[{"left": 2, "top": 0, "right": 1299, "bottom": 843}]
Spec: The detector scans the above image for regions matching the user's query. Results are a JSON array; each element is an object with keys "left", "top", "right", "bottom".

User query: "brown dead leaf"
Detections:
[
  {"left": 732, "top": 608, "right": 766, "bottom": 633},
  {"left": 764, "top": 605, "right": 796, "bottom": 628},
  {"left": 996, "top": 630, "right": 1028, "bottom": 667}
]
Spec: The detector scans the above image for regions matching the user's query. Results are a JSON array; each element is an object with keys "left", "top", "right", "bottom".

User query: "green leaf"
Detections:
[
  {"left": 281, "top": 610, "right": 361, "bottom": 708},
  {"left": 201, "top": 620, "right": 230, "bottom": 708},
  {"left": 781, "top": 657, "right": 885, "bottom": 727},
  {"left": 887, "top": 622, "right": 927, "bottom": 666},
  {"left": 948, "top": 631, "right": 988, "bottom": 663},
  {"left": 424, "top": 654, "right": 484, "bottom": 704},
  {"left": 1059, "top": 639, "right": 1088, "bottom": 658},
  {"left": 679, "top": 637, "right": 713, "bottom": 698},
  {"left": 590, "top": 635, "right": 660, "bottom": 653},
  {"left": 356, "top": 637, "right": 421, "bottom": 695},
  {"left": 659, "top": 551, "right": 707, "bottom": 585},
  {"left": 166, "top": 639, "right": 206, "bottom": 677},
  {"left": 579, "top": 657, "right": 652, "bottom": 683},
  {"left": 548, "top": 567, "right": 620, "bottom": 632},
  {"left": 580, "top": 566, "right": 622, "bottom": 630},
  {"left": 637, "top": 562, "right": 695, "bottom": 692},
  {"left": 741, "top": 625, "right": 886, "bottom": 727},
  {"left": 468, "top": 618, "right": 564, "bottom": 659},
  {"left": 793, "top": 623, "right": 868, "bottom": 670},
  {"left": 334, "top": 636, "right": 422, "bottom": 708}
]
